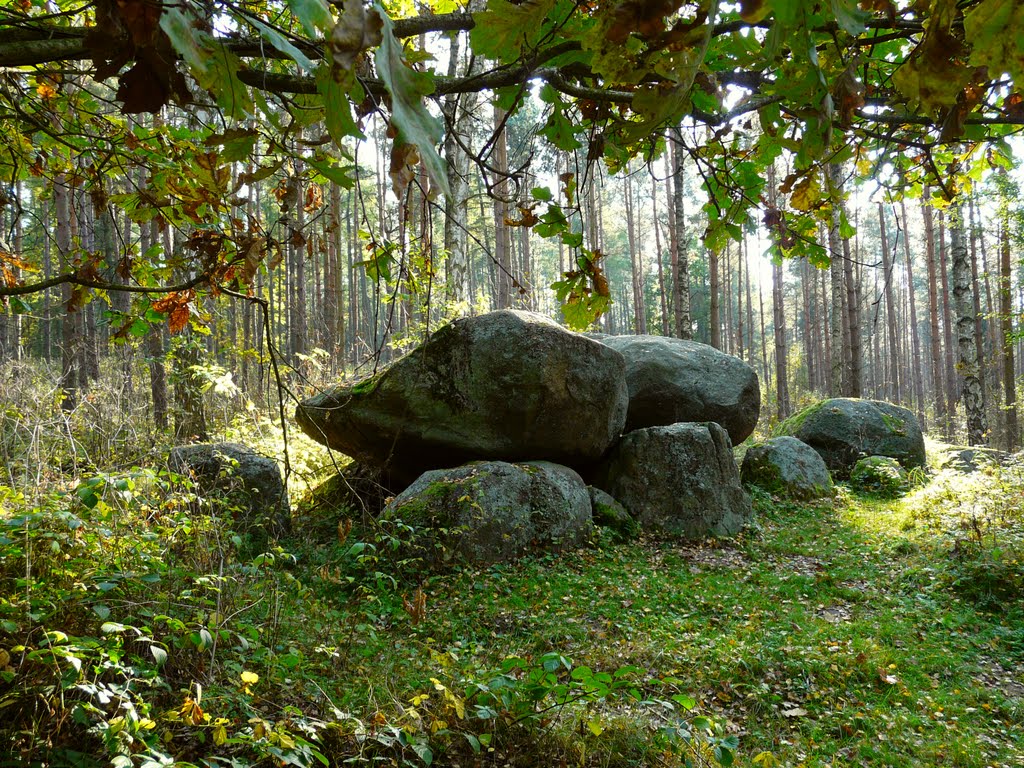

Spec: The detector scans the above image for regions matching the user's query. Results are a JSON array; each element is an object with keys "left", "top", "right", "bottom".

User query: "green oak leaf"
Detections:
[{"left": 374, "top": 4, "right": 448, "bottom": 197}]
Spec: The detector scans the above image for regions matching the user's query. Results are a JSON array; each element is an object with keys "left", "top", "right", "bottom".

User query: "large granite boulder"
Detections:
[
  {"left": 597, "top": 335, "right": 760, "bottom": 444},
  {"left": 382, "top": 460, "right": 593, "bottom": 568},
  {"left": 296, "top": 311, "right": 629, "bottom": 483},
  {"left": 741, "top": 436, "right": 833, "bottom": 500},
  {"left": 593, "top": 422, "right": 751, "bottom": 538},
  {"left": 168, "top": 443, "right": 290, "bottom": 549},
  {"left": 776, "top": 398, "right": 925, "bottom": 478}
]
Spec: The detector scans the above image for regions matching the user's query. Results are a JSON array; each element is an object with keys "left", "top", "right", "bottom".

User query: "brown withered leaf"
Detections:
[
  {"left": 117, "top": 59, "right": 170, "bottom": 114},
  {"left": 116, "top": 0, "right": 163, "bottom": 46},
  {"left": 330, "top": 0, "right": 383, "bottom": 74},
  {"left": 739, "top": 0, "right": 770, "bottom": 23},
  {"left": 607, "top": 0, "right": 676, "bottom": 45},
  {"left": 389, "top": 141, "right": 419, "bottom": 200},
  {"left": 505, "top": 206, "right": 539, "bottom": 228},
  {"left": 1005, "top": 92, "right": 1024, "bottom": 120},
  {"left": 832, "top": 65, "right": 866, "bottom": 129},
  {"left": 304, "top": 185, "right": 324, "bottom": 212},
  {"left": 169, "top": 304, "right": 190, "bottom": 335}
]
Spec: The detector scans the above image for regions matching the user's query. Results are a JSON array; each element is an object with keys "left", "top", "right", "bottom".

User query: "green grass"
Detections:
[{"left": 3, "top": 440, "right": 1024, "bottom": 766}]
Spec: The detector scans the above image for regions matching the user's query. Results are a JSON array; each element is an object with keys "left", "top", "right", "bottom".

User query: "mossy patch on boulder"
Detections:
[
  {"left": 740, "top": 436, "right": 833, "bottom": 500},
  {"left": 850, "top": 455, "right": 909, "bottom": 497}
]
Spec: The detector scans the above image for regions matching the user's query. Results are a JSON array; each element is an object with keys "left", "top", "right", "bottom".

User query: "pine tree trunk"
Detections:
[
  {"left": 879, "top": 203, "right": 902, "bottom": 402},
  {"left": 709, "top": 244, "right": 721, "bottom": 349},
  {"left": 828, "top": 164, "right": 845, "bottom": 396},
  {"left": 669, "top": 129, "right": 691, "bottom": 339},
  {"left": 938, "top": 211, "right": 957, "bottom": 431},
  {"left": 492, "top": 105, "right": 513, "bottom": 310},
  {"left": 55, "top": 178, "right": 78, "bottom": 411},
  {"left": 653, "top": 172, "right": 670, "bottom": 335},
  {"left": 901, "top": 199, "right": 927, "bottom": 429},
  {"left": 1000, "top": 214, "right": 1020, "bottom": 449}
]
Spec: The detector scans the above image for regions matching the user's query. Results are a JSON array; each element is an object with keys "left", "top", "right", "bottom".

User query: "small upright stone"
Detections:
[{"left": 168, "top": 442, "right": 290, "bottom": 548}]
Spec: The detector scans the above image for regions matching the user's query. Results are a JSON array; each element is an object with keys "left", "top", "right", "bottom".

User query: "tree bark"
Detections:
[
  {"left": 878, "top": 203, "right": 902, "bottom": 403},
  {"left": 669, "top": 128, "right": 691, "bottom": 339},
  {"left": 923, "top": 190, "right": 947, "bottom": 423},
  {"left": 950, "top": 200, "right": 987, "bottom": 444},
  {"left": 827, "top": 164, "right": 845, "bottom": 396},
  {"left": 1000, "top": 205, "right": 1020, "bottom": 449}
]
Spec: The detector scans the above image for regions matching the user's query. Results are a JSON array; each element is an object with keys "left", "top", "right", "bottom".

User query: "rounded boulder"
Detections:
[
  {"left": 597, "top": 335, "right": 760, "bottom": 444},
  {"left": 740, "top": 436, "right": 834, "bottom": 500},
  {"left": 593, "top": 422, "right": 751, "bottom": 538}
]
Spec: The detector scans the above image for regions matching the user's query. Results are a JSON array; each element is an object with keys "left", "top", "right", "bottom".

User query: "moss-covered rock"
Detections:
[
  {"left": 587, "top": 486, "right": 639, "bottom": 542},
  {"left": 850, "top": 455, "right": 909, "bottom": 497},
  {"left": 775, "top": 398, "right": 925, "bottom": 478},
  {"left": 168, "top": 442, "right": 290, "bottom": 553},
  {"left": 593, "top": 422, "right": 751, "bottom": 538},
  {"left": 381, "top": 460, "right": 593, "bottom": 569},
  {"left": 296, "top": 310, "right": 628, "bottom": 484},
  {"left": 597, "top": 335, "right": 760, "bottom": 444},
  {"left": 740, "top": 436, "right": 833, "bottom": 500}
]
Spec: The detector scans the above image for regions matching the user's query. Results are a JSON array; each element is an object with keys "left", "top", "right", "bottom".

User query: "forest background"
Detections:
[{"left": 3, "top": 0, "right": 1024, "bottom": 765}]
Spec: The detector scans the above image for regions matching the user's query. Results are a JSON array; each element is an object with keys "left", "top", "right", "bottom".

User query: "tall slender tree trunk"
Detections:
[
  {"left": 625, "top": 167, "right": 646, "bottom": 333},
  {"left": 709, "top": 244, "right": 721, "bottom": 349},
  {"left": 879, "top": 203, "right": 901, "bottom": 402},
  {"left": 967, "top": 195, "right": 987, "bottom": 423},
  {"left": 950, "top": 200, "right": 987, "bottom": 444},
  {"left": 1000, "top": 213, "right": 1020, "bottom": 449},
  {"left": 827, "top": 164, "right": 846, "bottom": 396},
  {"left": 938, "top": 211, "right": 957, "bottom": 430},
  {"left": 669, "top": 129, "right": 691, "bottom": 339},
  {"left": 901, "top": 199, "right": 926, "bottom": 428},
  {"left": 652, "top": 172, "right": 670, "bottom": 335},
  {"left": 142, "top": 220, "right": 168, "bottom": 431},
  {"left": 492, "top": 105, "right": 513, "bottom": 309},
  {"left": 923, "top": 191, "right": 947, "bottom": 423}
]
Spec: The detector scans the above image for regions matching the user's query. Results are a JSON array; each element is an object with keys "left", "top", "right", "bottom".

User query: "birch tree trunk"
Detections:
[{"left": 950, "top": 200, "right": 987, "bottom": 444}]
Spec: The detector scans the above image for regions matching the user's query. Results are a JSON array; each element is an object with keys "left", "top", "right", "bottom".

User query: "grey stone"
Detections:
[
  {"left": 168, "top": 442, "right": 290, "bottom": 546},
  {"left": 594, "top": 422, "right": 751, "bottom": 538},
  {"left": 597, "top": 335, "right": 760, "bottom": 444},
  {"left": 741, "top": 436, "right": 834, "bottom": 500},
  {"left": 776, "top": 398, "right": 925, "bottom": 478},
  {"left": 935, "top": 446, "right": 1007, "bottom": 473},
  {"left": 850, "top": 455, "right": 909, "bottom": 497},
  {"left": 587, "top": 486, "right": 639, "bottom": 542},
  {"left": 382, "top": 460, "right": 593, "bottom": 568},
  {"left": 296, "top": 310, "right": 628, "bottom": 483}
]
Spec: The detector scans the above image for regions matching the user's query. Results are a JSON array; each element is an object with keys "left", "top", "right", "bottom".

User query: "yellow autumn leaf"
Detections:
[
  {"left": 790, "top": 174, "right": 822, "bottom": 212},
  {"left": 240, "top": 670, "right": 259, "bottom": 685},
  {"left": 213, "top": 724, "right": 227, "bottom": 745}
]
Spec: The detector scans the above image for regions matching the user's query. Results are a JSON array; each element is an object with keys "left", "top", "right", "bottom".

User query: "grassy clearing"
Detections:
[{"left": 2, "top": 390, "right": 1024, "bottom": 767}]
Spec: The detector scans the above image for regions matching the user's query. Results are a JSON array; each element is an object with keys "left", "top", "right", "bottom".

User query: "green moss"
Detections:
[
  {"left": 774, "top": 399, "right": 827, "bottom": 437},
  {"left": 350, "top": 370, "right": 384, "bottom": 395}
]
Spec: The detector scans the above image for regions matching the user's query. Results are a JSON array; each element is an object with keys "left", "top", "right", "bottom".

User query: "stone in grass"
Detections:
[
  {"left": 776, "top": 398, "right": 925, "bottom": 479},
  {"left": 850, "top": 455, "right": 909, "bottom": 498},
  {"left": 588, "top": 486, "right": 639, "bottom": 542},
  {"left": 168, "top": 442, "right": 291, "bottom": 550},
  {"left": 935, "top": 446, "right": 1007, "bottom": 474},
  {"left": 381, "top": 460, "right": 593, "bottom": 569},
  {"left": 594, "top": 422, "right": 751, "bottom": 538},
  {"left": 740, "top": 436, "right": 834, "bottom": 500}
]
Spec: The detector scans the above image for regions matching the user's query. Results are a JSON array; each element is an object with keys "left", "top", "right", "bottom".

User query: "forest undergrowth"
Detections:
[{"left": 2, "top": 362, "right": 1024, "bottom": 767}]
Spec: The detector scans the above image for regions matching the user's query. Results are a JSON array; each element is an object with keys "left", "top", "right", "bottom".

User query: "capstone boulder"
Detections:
[
  {"left": 381, "top": 460, "right": 593, "bottom": 568},
  {"left": 593, "top": 422, "right": 751, "bottom": 538},
  {"left": 776, "top": 398, "right": 925, "bottom": 478},
  {"left": 740, "top": 436, "right": 833, "bottom": 500},
  {"left": 296, "top": 310, "right": 628, "bottom": 483},
  {"left": 597, "top": 335, "right": 760, "bottom": 444}
]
